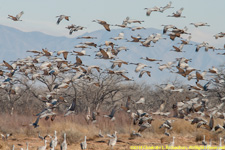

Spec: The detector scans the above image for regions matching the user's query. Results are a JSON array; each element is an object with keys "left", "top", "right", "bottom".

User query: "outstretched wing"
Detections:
[
  {"left": 3, "top": 60, "right": 13, "bottom": 70},
  {"left": 109, "top": 106, "right": 117, "bottom": 118},
  {"left": 16, "top": 11, "right": 24, "bottom": 20},
  {"left": 57, "top": 16, "right": 63, "bottom": 24}
]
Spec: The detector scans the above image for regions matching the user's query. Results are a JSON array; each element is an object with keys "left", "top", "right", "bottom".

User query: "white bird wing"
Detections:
[{"left": 16, "top": 11, "right": 24, "bottom": 20}]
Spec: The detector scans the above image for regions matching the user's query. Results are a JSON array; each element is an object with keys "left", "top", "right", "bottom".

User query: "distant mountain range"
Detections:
[{"left": 0, "top": 24, "right": 224, "bottom": 84}]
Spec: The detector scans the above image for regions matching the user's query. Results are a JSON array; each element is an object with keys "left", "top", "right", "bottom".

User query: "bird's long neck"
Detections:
[
  {"left": 64, "top": 134, "right": 66, "bottom": 142},
  {"left": 54, "top": 132, "right": 57, "bottom": 139},
  {"left": 114, "top": 132, "right": 117, "bottom": 139},
  {"left": 84, "top": 136, "right": 86, "bottom": 142}
]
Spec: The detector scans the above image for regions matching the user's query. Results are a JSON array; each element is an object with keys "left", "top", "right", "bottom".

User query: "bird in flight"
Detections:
[
  {"left": 56, "top": 15, "right": 70, "bottom": 24},
  {"left": 8, "top": 11, "right": 24, "bottom": 21}
]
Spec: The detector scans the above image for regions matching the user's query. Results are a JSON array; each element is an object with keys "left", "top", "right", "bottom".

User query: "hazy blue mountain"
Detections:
[{"left": 0, "top": 24, "right": 224, "bottom": 84}]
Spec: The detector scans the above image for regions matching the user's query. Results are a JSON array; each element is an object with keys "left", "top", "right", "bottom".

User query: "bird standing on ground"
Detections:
[
  {"left": 80, "top": 136, "right": 87, "bottom": 149},
  {"left": 108, "top": 131, "right": 117, "bottom": 149},
  {"left": 60, "top": 133, "right": 67, "bottom": 150},
  {"left": 37, "top": 140, "right": 47, "bottom": 150}
]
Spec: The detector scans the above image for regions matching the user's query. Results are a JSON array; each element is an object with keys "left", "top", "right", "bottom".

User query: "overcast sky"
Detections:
[{"left": 0, "top": 0, "right": 225, "bottom": 47}]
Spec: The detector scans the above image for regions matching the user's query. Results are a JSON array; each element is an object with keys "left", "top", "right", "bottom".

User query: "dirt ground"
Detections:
[{"left": 1, "top": 133, "right": 223, "bottom": 150}]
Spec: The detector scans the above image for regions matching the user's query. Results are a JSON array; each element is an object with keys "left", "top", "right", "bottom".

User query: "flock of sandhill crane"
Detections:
[{"left": 1, "top": 1, "right": 225, "bottom": 150}]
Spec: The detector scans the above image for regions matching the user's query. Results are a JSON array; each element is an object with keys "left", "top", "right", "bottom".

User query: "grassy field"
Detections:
[{"left": 0, "top": 112, "right": 225, "bottom": 150}]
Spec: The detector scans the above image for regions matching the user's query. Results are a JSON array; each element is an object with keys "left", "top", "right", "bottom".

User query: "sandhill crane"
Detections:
[
  {"left": 190, "top": 117, "right": 207, "bottom": 125},
  {"left": 56, "top": 15, "right": 70, "bottom": 24},
  {"left": 121, "top": 96, "right": 131, "bottom": 112},
  {"left": 125, "top": 17, "right": 144, "bottom": 24},
  {"left": 50, "top": 131, "right": 57, "bottom": 148},
  {"left": 1, "top": 133, "right": 12, "bottom": 140},
  {"left": 129, "top": 26, "right": 145, "bottom": 31},
  {"left": 37, "top": 140, "right": 47, "bottom": 150},
  {"left": 195, "top": 42, "right": 208, "bottom": 52},
  {"left": 69, "top": 25, "right": 86, "bottom": 35},
  {"left": 167, "top": 8, "right": 185, "bottom": 18},
  {"left": 31, "top": 116, "right": 40, "bottom": 128},
  {"left": 103, "top": 106, "right": 117, "bottom": 121},
  {"left": 129, "top": 63, "right": 151, "bottom": 72},
  {"left": 138, "top": 122, "right": 151, "bottom": 133},
  {"left": 139, "top": 70, "right": 151, "bottom": 78},
  {"left": 97, "top": 48, "right": 115, "bottom": 59},
  {"left": 80, "top": 42, "right": 97, "bottom": 48},
  {"left": 140, "top": 57, "right": 162, "bottom": 62},
  {"left": 136, "top": 96, "right": 145, "bottom": 104},
  {"left": 107, "top": 132, "right": 116, "bottom": 138},
  {"left": 179, "top": 36, "right": 192, "bottom": 45},
  {"left": 98, "top": 130, "right": 104, "bottom": 138},
  {"left": 3, "top": 60, "right": 15, "bottom": 70},
  {"left": 190, "top": 22, "right": 210, "bottom": 28},
  {"left": 168, "top": 32, "right": 181, "bottom": 41},
  {"left": 164, "top": 129, "right": 170, "bottom": 136},
  {"left": 127, "top": 35, "right": 142, "bottom": 42},
  {"left": 195, "top": 80, "right": 211, "bottom": 91},
  {"left": 160, "top": 1, "right": 174, "bottom": 12},
  {"left": 110, "top": 60, "right": 128, "bottom": 69},
  {"left": 74, "top": 44, "right": 90, "bottom": 49},
  {"left": 158, "top": 61, "right": 176, "bottom": 71},
  {"left": 80, "top": 136, "right": 87, "bottom": 149},
  {"left": 77, "top": 36, "right": 97, "bottom": 39},
  {"left": 108, "top": 131, "right": 117, "bottom": 149},
  {"left": 168, "top": 136, "right": 175, "bottom": 149},
  {"left": 218, "top": 137, "right": 222, "bottom": 150},
  {"left": 202, "top": 135, "right": 207, "bottom": 146},
  {"left": 114, "top": 24, "right": 128, "bottom": 28},
  {"left": 171, "top": 44, "right": 185, "bottom": 52},
  {"left": 64, "top": 100, "right": 76, "bottom": 116},
  {"left": 8, "top": 11, "right": 24, "bottom": 21},
  {"left": 111, "top": 32, "right": 124, "bottom": 40},
  {"left": 38, "top": 132, "right": 48, "bottom": 141},
  {"left": 65, "top": 24, "right": 76, "bottom": 29},
  {"left": 86, "top": 65, "right": 101, "bottom": 74},
  {"left": 60, "top": 133, "right": 67, "bottom": 150},
  {"left": 153, "top": 33, "right": 166, "bottom": 43},
  {"left": 197, "top": 115, "right": 214, "bottom": 131},
  {"left": 144, "top": 6, "right": 160, "bottom": 16},
  {"left": 93, "top": 19, "right": 111, "bottom": 31},
  {"left": 73, "top": 50, "right": 90, "bottom": 56},
  {"left": 85, "top": 107, "right": 92, "bottom": 124},
  {"left": 140, "top": 34, "right": 154, "bottom": 47},
  {"left": 56, "top": 50, "right": 69, "bottom": 60},
  {"left": 214, "top": 32, "right": 225, "bottom": 39},
  {"left": 162, "top": 25, "right": 176, "bottom": 34},
  {"left": 196, "top": 71, "right": 207, "bottom": 81},
  {"left": 42, "top": 48, "right": 53, "bottom": 56},
  {"left": 208, "top": 66, "right": 218, "bottom": 74},
  {"left": 26, "top": 142, "right": 29, "bottom": 150},
  {"left": 159, "top": 120, "right": 173, "bottom": 130},
  {"left": 131, "top": 131, "right": 142, "bottom": 138}
]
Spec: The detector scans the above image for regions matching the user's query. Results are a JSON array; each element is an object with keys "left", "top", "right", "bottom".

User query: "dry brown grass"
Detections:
[{"left": 1, "top": 113, "right": 225, "bottom": 149}]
